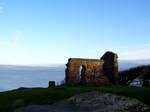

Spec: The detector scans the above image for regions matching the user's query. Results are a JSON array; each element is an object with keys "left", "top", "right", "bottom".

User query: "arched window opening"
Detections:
[{"left": 79, "top": 65, "right": 86, "bottom": 84}]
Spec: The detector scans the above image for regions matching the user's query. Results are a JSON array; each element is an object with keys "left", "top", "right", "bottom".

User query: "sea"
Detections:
[
  {"left": 0, "top": 60, "right": 147, "bottom": 92},
  {"left": 0, "top": 67, "right": 65, "bottom": 92}
]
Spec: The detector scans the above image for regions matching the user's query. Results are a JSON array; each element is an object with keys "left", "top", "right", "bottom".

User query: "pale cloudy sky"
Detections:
[{"left": 0, "top": 0, "right": 150, "bottom": 65}]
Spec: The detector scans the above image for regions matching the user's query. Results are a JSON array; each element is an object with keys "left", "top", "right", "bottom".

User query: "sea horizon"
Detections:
[{"left": 0, "top": 59, "right": 149, "bottom": 92}]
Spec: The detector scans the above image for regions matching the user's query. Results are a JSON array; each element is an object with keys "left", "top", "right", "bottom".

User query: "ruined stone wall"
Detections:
[
  {"left": 65, "top": 51, "right": 118, "bottom": 85},
  {"left": 101, "top": 52, "right": 118, "bottom": 84},
  {"left": 66, "top": 58, "right": 110, "bottom": 85}
]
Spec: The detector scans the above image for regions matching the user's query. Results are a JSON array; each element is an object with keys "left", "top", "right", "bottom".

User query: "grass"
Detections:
[{"left": 0, "top": 85, "right": 149, "bottom": 112}]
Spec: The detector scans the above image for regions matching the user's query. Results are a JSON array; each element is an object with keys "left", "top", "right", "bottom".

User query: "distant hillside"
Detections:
[
  {"left": 119, "top": 59, "right": 150, "bottom": 71},
  {"left": 0, "top": 64, "right": 65, "bottom": 71},
  {"left": 119, "top": 65, "right": 150, "bottom": 85},
  {"left": 0, "top": 59, "right": 150, "bottom": 72}
]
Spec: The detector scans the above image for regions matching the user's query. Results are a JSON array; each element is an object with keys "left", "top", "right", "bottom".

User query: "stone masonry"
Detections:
[{"left": 65, "top": 51, "right": 118, "bottom": 85}]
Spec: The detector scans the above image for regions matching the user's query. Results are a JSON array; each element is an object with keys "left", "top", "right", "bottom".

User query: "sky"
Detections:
[{"left": 0, "top": 0, "right": 150, "bottom": 65}]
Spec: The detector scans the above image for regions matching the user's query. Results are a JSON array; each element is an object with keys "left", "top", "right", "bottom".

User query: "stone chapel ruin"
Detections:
[{"left": 65, "top": 51, "right": 118, "bottom": 85}]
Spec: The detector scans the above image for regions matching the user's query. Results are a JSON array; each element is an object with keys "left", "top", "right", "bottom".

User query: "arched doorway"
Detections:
[{"left": 79, "top": 65, "right": 86, "bottom": 84}]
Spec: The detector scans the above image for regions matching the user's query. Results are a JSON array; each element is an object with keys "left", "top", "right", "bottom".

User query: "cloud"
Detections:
[
  {"left": 11, "top": 31, "right": 23, "bottom": 48},
  {"left": 0, "top": 31, "right": 23, "bottom": 48}
]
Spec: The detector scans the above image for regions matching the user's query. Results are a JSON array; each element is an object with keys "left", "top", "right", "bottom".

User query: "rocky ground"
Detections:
[{"left": 14, "top": 91, "right": 150, "bottom": 112}]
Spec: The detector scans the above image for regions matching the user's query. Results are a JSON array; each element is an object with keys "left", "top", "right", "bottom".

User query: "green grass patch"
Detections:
[{"left": 0, "top": 86, "right": 149, "bottom": 112}]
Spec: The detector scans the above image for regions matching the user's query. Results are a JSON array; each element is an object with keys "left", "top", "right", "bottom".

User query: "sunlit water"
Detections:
[{"left": 0, "top": 70, "right": 65, "bottom": 92}]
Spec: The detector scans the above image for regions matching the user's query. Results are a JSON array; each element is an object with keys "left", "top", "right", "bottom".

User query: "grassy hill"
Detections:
[{"left": 0, "top": 86, "right": 149, "bottom": 112}]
